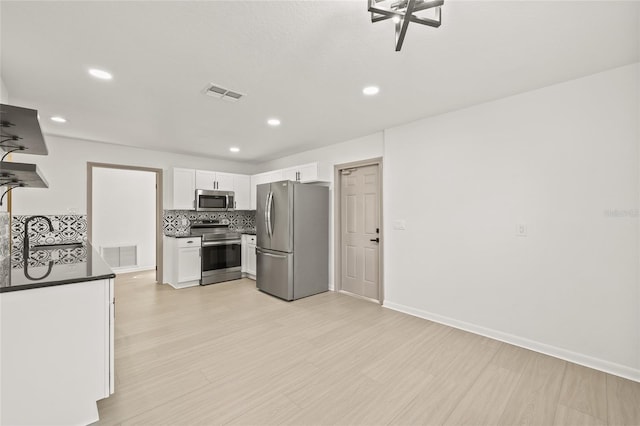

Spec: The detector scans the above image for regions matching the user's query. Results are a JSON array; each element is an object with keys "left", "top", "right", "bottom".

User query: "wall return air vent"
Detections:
[{"left": 203, "top": 83, "right": 245, "bottom": 102}]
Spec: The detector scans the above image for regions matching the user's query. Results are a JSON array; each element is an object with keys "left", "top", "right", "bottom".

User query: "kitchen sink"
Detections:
[{"left": 30, "top": 242, "right": 84, "bottom": 250}]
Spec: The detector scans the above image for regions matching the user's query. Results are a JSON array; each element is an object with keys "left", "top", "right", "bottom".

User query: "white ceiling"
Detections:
[{"left": 1, "top": 1, "right": 638, "bottom": 163}]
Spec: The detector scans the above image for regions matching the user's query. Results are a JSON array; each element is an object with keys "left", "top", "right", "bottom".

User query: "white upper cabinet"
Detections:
[
  {"left": 282, "top": 162, "right": 319, "bottom": 183},
  {"left": 195, "top": 170, "right": 216, "bottom": 191},
  {"left": 166, "top": 168, "right": 196, "bottom": 210},
  {"left": 195, "top": 170, "right": 234, "bottom": 191},
  {"left": 215, "top": 172, "right": 235, "bottom": 191},
  {"left": 233, "top": 174, "right": 251, "bottom": 210}
]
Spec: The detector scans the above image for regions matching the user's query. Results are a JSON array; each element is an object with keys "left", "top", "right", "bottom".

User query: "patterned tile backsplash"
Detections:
[
  {"left": 11, "top": 215, "right": 87, "bottom": 268},
  {"left": 0, "top": 213, "right": 9, "bottom": 284},
  {"left": 164, "top": 210, "right": 256, "bottom": 236},
  {"left": 6, "top": 210, "right": 254, "bottom": 269}
]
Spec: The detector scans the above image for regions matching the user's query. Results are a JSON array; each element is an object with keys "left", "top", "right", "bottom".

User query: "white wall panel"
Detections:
[{"left": 383, "top": 64, "right": 640, "bottom": 379}]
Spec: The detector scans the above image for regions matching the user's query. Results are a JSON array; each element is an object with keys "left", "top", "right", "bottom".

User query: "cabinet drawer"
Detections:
[{"left": 178, "top": 237, "right": 201, "bottom": 248}]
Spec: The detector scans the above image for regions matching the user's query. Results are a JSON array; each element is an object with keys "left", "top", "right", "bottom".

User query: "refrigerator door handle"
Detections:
[
  {"left": 256, "top": 248, "right": 287, "bottom": 259},
  {"left": 267, "top": 191, "right": 274, "bottom": 238},
  {"left": 264, "top": 191, "right": 272, "bottom": 238}
]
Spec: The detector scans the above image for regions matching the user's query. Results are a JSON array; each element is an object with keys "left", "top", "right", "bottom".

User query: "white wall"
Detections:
[
  {"left": 0, "top": 77, "right": 9, "bottom": 213},
  {"left": 256, "top": 132, "right": 384, "bottom": 289},
  {"left": 10, "top": 135, "right": 255, "bottom": 215},
  {"left": 255, "top": 133, "right": 384, "bottom": 177},
  {"left": 383, "top": 63, "right": 640, "bottom": 380},
  {"left": 93, "top": 168, "right": 156, "bottom": 272},
  {"left": 0, "top": 77, "right": 9, "bottom": 104}
]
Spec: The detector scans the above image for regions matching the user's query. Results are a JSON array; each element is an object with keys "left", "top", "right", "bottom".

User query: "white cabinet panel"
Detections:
[
  {"left": 216, "top": 172, "right": 235, "bottom": 191},
  {"left": 178, "top": 247, "right": 201, "bottom": 282},
  {"left": 168, "top": 168, "right": 195, "bottom": 210},
  {"left": 283, "top": 168, "right": 298, "bottom": 181},
  {"left": 195, "top": 170, "right": 237, "bottom": 191},
  {"left": 195, "top": 170, "right": 217, "bottom": 191},
  {"left": 297, "top": 163, "right": 319, "bottom": 182},
  {"left": 247, "top": 243, "right": 256, "bottom": 277},
  {"left": 283, "top": 163, "right": 319, "bottom": 183},
  {"left": 234, "top": 174, "right": 251, "bottom": 210},
  {"left": 241, "top": 234, "right": 256, "bottom": 279},
  {"left": 0, "top": 279, "right": 113, "bottom": 426}
]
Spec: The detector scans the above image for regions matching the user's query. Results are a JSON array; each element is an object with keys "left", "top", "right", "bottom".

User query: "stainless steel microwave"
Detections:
[{"left": 195, "top": 189, "right": 235, "bottom": 211}]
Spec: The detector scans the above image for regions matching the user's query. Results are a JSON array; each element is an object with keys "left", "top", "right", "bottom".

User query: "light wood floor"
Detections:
[{"left": 96, "top": 270, "right": 640, "bottom": 425}]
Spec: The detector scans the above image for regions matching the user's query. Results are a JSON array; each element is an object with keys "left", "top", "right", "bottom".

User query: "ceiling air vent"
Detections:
[{"left": 203, "top": 83, "right": 245, "bottom": 102}]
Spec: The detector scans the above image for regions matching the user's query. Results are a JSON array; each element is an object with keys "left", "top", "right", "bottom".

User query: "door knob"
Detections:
[{"left": 370, "top": 238, "right": 379, "bottom": 243}]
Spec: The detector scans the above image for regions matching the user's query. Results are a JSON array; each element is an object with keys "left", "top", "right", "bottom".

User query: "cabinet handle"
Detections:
[{"left": 187, "top": 241, "right": 193, "bottom": 244}]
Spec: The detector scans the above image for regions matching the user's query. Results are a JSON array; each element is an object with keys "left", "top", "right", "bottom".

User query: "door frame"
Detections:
[
  {"left": 333, "top": 157, "right": 384, "bottom": 304},
  {"left": 87, "top": 162, "right": 164, "bottom": 283}
]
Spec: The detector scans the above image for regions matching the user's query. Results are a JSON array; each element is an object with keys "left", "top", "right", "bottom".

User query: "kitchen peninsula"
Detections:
[{"left": 0, "top": 240, "right": 115, "bottom": 426}]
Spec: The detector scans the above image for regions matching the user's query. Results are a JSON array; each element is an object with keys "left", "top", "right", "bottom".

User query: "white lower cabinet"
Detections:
[
  {"left": 0, "top": 279, "right": 114, "bottom": 426},
  {"left": 163, "top": 236, "right": 202, "bottom": 288},
  {"left": 241, "top": 234, "right": 256, "bottom": 279}
]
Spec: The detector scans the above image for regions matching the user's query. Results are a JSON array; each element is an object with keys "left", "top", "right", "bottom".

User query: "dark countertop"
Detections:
[
  {"left": 239, "top": 230, "right": 257, "bottom": 235},
  {"left": 1, "top": 242, "right": 115, "bottom": 293}
]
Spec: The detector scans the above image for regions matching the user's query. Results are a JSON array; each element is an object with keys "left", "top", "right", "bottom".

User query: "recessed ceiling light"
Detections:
[
  {"left": 267, "top": 118, "right": 281, "bottom": 126},
  {"left": 88, "top": 68, "right": 113, "bottom": 80},
  {"left": 363, "top": 86, "right": 380, "bottom": 96},
  {"left": 50, "top": 116, "right": 67, "bottom": 123},
  {"left": 229, "top": 147, "right": 240, "bottom": 153}
]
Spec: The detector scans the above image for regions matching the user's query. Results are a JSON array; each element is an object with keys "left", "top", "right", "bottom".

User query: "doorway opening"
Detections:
[
  {"left": 334, "top": 158, "right": 383, "bottom": 304},
  {"left": 87, "top": 163, "right": 163, "bottom": 283}
]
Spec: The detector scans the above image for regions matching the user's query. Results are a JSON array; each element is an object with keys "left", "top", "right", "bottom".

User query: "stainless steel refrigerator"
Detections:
[{"left": 256, "top": 180, "right": 328, "bottom": 301}]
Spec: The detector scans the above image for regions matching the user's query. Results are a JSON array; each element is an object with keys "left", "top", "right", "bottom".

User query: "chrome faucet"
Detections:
[{"left": 23, "top": 215, "right": 54, "bottom": 260}]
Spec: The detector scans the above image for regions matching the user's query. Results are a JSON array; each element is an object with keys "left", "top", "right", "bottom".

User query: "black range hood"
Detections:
[
  {"left": 0, "top": 161, "right": 49, "bottom": 188},
  {"left": 1, "top": 104, "right": 48, "bottom": 156}
]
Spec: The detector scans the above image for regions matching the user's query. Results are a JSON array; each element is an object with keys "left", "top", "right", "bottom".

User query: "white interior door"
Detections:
[{"left": 340, "top": 164, "right": 380, "bottom": 301}]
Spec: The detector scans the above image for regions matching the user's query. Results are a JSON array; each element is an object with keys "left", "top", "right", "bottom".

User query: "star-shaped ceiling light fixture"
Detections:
[{"left": 368, "top": 0, "right": 443, "bottom": 51}]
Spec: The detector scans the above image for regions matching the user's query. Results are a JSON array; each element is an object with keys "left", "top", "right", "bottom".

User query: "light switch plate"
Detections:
[
  {"left": 393, "top": 220, "right": 406, "bottom": 230},
  {"left": 516, "top": 223, "right": 527, "bottom": 237}
]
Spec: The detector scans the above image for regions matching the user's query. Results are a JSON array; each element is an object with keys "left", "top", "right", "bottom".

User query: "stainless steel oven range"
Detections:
[{"left": 189, "top": 220, "right": 242, "bottom": 285}]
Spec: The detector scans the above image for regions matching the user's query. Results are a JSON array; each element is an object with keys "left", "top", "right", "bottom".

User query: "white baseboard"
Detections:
[
  {"left": 383, "top": 300, "right": 640, "bottom": 383},
  {"left": 113, "top": 266, "right": 155, "bottom": 275}
]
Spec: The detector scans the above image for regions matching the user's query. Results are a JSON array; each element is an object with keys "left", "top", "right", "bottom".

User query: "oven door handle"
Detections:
[{"left": 202, "top": 239, "right": 242, "bottom": 247}]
